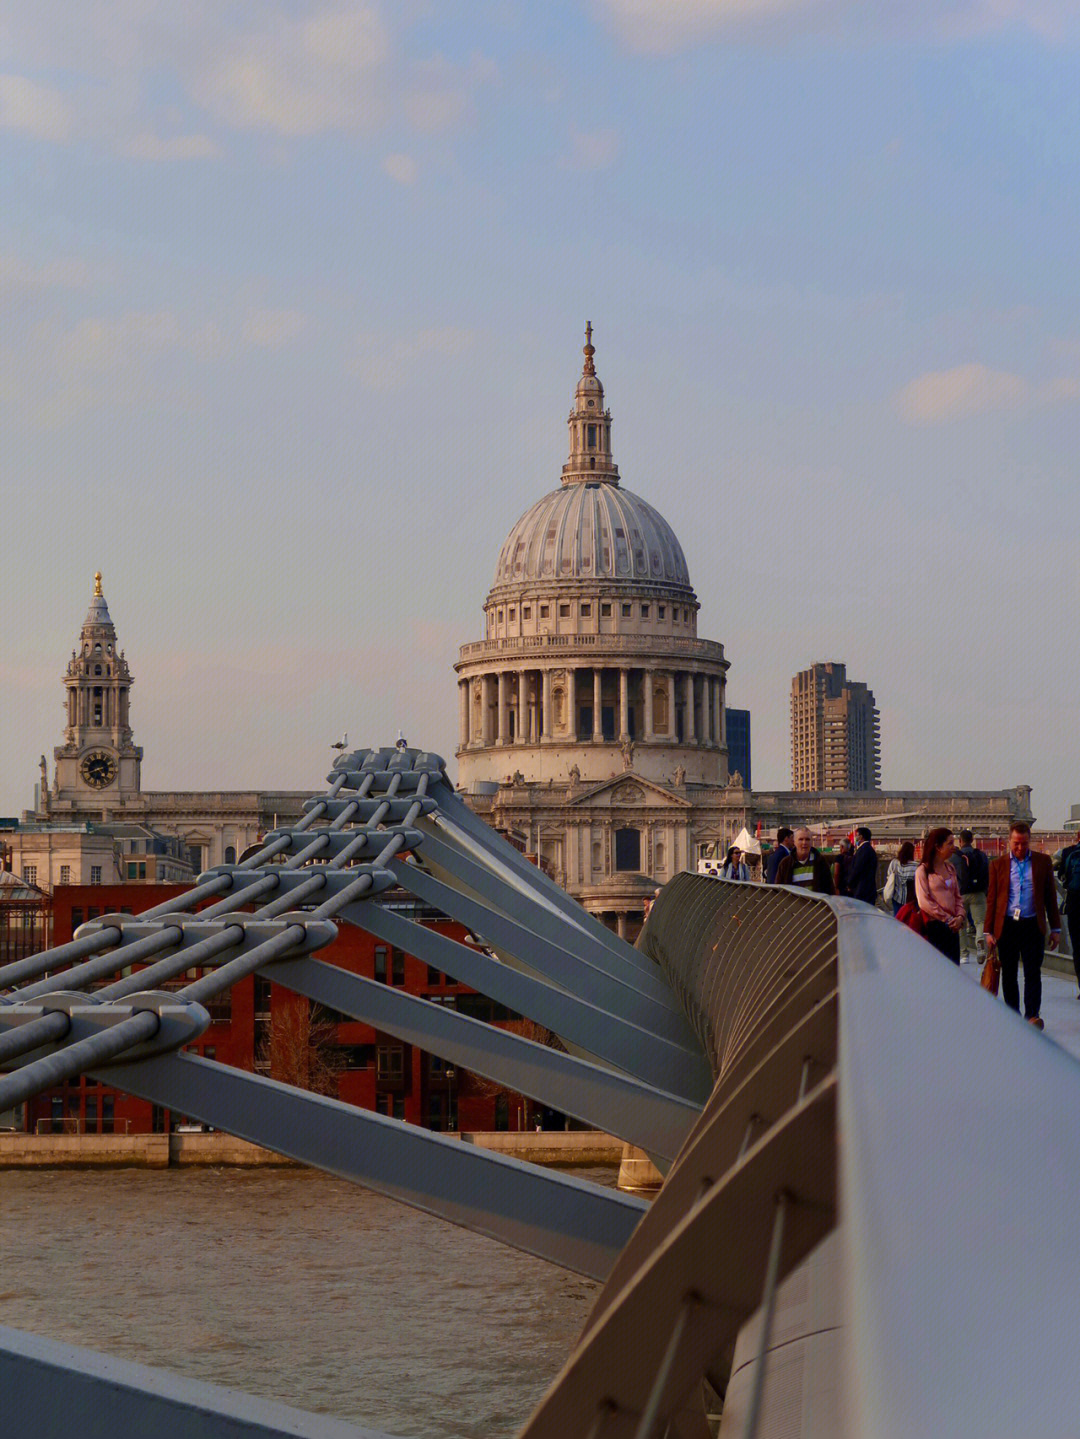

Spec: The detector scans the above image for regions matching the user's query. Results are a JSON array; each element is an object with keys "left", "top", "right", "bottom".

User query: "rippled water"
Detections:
[{"left": 0, "top": 1167, "right": 613, "bottom": 1437}]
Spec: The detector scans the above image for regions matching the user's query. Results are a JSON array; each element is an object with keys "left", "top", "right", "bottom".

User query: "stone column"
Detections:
[
  {"left": 484, "top": 673, "right": 496, "bottom": 744},
  {"left": 685, "top": 672, "right": 696, "bottom": 742},
  {"left": 720, "top": 678, "right": 727, "bottom": 745},
  {"left": 497, "top": 673, "right": 508, "bottom": 746},
  {"left": 616, "top": 912, "right": 628, "bottom": 941},
  {"left": 458, "top": 680, "right": 469, "bottom": 749},
  {"left": 518, "top": 670, "right": 529, "bottom": 744},
  {"left": 711, "top": 677, "right": 721, "bottom": 746},
  {"left": 542, "top": 669, "right": 552, "bottom": 740},
  {"left": 592, "top": 668, "right": 603, "bottom": 743},
  {"left": 666, "top": 672, "right": 676, "bottom": 739},
  {"left": 643, "top": 669, "right": 655, "bottom": 741},
  {"left": 619, "top": 668, "right": 630, "bottom": 741}
]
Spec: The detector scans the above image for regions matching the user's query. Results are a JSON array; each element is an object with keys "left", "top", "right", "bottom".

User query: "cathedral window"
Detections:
[
  {"left": 539, "top": 604, "right": 549, "bottom": 619},
  {"left": 621, "top": 603, "right": 631, "bottom": 617},
  {"left": 614, "top": 828, "right": 641, "bottom": 872},
  {"left": 641, "top": 604, "right": 650, "bottom": 618},
  {"left": 654, "top": 683, "right": 669, "bottom": 731},
  {"left": 580, "top": 603, "right": 591, "bottom": 617},
  {"left": 94, "top": 665, "right": 102, "bottom": 676},
  {"left": 601, "top": 603, "right": 611, "bottom": 617},
  {"left": 224, "top": 846, "right": 236, "bottom": 865},
  {"left": 657, "top": 606, "right": 665, "bottom": 619},
  {"left": 523, "top": 606, "right": 531, "bottom": 619},
  {"left": 559, "top": 603, "right": 570, "bottom": 617},
  {"left": 587, "top": 425, "right": 597, "bottom": 448},
  {"left": 508, "top": 608, "right": 515, "bottom": 621}
]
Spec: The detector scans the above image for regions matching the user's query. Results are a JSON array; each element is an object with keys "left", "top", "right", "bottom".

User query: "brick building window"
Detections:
[
  {"left": 22, "top": 865, "right": 37, "bottom": 886},
  {"left": 90, "top": 866, "right": 102, "bottom": 885}
]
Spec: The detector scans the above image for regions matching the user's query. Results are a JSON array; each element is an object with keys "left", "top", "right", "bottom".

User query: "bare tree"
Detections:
[{"left": 258, "top": 997, "right": 342, "bottom": 1097}]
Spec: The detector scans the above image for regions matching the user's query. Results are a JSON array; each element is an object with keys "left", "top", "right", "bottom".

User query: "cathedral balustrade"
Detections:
[{"left": 457, "top": 634, "right": 726, "bottom": 661}]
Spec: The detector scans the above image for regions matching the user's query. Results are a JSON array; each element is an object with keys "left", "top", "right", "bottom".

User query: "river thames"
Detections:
[{"left": 0, "top": 1166, "right": 612, "bottom": 1437}]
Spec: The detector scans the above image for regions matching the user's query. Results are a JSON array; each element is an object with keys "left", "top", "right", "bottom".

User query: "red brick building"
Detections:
[{"left": 24, "top": 884, "right": 539, "bottom": 1138}]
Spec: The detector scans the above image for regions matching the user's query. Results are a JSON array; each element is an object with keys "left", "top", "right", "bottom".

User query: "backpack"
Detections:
[
  {"left": 965, "top": 847, "right": 989, "bottom": 894},
  {"left": 1065, "top": 848, "right": 1080, "bottom": 893}
]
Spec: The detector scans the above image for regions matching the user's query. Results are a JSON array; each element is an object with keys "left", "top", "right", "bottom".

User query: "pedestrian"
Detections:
[
  {"left": 914, "top": 827, "right": 965, "bottom": 963},
  {"left": 775, "top": 828, "right": 835, "bottom": 894},
  {"left": 950, "top": 828, "right": 990, "bottom": 964},
  {"left": 1061, "top": 844, "right": 1080, "bottom": 995},
  {"left": 847, "top": 826, "right": 879, "bottom": 906},
  {"left": 832, "top": 837, "right": 854, "bottom": 896},
  {"left": 883, "top": 841, "right": 917, "bottom": 915},
  {"left": 720, "top": 845, "right": 749, "bottom": 881},
  {"left": 985, "top": 821, "right": 1061, "bottom": 1028},
  {"left": 765, "top": 827, "right": 793, "bottom": 884}
]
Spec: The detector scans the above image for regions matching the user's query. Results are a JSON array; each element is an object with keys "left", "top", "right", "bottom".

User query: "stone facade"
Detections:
[
  {"left": 456, "top": 329, "right": 748, "bottom": 939},
  {"left": 33, "top": 574, "right": 306, "bottom": 873}
]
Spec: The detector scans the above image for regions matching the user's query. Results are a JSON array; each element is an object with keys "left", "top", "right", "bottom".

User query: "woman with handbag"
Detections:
[
  {"left": 914, "top": 828, "right": 965, "bottom": 963},
  {"left": 883, "top": 841, "right": 918, "bottom": 915}
]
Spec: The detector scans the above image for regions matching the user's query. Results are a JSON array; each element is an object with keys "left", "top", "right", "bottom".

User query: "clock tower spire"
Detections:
[{"left": 49, "top": 573, "right": 143, "bottom": 814}]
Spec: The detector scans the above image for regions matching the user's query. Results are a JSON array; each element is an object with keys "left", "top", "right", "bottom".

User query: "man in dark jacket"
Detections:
[
  {"left": 776, "top": 828, "right": 834, "bottom": 895},
  {"left": 765, "top": 827, "right": 793, "bottom": 884},
  {"left": 847, "top": 826, "right": 879, "bottom": 906},
  {"left": 985, "top": 822, "right": 1060, "bottom": 1027}
]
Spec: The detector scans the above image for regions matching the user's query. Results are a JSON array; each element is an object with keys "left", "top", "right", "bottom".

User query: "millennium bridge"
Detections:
[{"left": 2, "top": 747, "right": 1078, "bottom": 1438}]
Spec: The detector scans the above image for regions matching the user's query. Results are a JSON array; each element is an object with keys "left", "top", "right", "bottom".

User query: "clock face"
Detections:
[{"left": 80, "top": 750, "right": 118, "bottom": 790}]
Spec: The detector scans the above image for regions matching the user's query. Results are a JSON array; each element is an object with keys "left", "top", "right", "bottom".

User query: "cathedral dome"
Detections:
[{"left": 493, "top": 482, "right": 692, "bottom": 591}]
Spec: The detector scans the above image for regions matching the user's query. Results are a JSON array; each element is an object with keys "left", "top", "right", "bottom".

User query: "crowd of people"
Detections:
[{"left": 757, "top": 821, "right": 1080, "bottom": 1031}]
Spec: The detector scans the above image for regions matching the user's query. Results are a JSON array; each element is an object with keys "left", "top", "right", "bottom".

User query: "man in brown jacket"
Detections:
[{"left": 985, "top": 821, "right": 1061, "bottom": 1028}]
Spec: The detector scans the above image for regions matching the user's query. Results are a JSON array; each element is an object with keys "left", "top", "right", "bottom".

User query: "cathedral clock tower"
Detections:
[{"left": 50, "top": 573, "right": 143, "bottom": 815}]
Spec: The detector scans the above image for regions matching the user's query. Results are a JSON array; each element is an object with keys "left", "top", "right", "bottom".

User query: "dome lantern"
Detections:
[{"left": 562, "top": 322, "right": 619, "bottom": 487}]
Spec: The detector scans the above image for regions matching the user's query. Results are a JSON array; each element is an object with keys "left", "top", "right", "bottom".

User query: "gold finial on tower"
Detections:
[
  {"left": 582, "top": 320, "right": 595, "bottom": 376},
  {"left": 93, "top": 572, "right": 103, "bottom": 597}
]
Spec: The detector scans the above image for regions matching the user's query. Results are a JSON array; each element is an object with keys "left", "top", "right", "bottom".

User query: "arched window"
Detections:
[
  {"left": 94, "top": 665, "right": 102, "bottom": 676},
  {"left": 553, "top": 687, "right": 565, "bottom": 728},
  {"left": 224, "top": 845, "right": 236, "bottom": 865},
  {"left": 654, "top": 840, "right": 666, "bottom": 872},
  {"left": 614, "top": 828, "right": 641, "bottom": 872}
]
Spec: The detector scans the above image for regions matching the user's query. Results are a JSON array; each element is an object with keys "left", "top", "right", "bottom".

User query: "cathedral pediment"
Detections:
[{"left": 568, "top": 774, "right": 692, "bottom": 810}]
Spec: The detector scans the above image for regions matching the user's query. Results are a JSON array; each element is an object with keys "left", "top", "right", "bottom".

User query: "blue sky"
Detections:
[{"left": 2, "top": 1, "right": 1077, "bottom": 822}]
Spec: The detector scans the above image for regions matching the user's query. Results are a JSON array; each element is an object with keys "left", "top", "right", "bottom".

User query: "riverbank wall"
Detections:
[{"left": 0, "top": 1130, "right": 624, "bottom": 1170}]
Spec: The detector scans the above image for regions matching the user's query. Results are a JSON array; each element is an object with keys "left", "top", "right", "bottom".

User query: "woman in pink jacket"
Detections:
[{"left": 915, "top": 827, "right": 965, "bottom": 964}]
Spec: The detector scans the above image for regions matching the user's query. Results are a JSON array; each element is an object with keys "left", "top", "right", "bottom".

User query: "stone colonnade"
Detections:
[{"left": 459, "top": 665, "right": 725, "bottom": 749}]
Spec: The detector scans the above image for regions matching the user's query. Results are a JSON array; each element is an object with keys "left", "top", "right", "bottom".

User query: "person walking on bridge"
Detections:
[
  {"left": 776, "top": 828, "right": 834, "bottom": 894},
  {"left": 985, "top": 821, "right": 1060, "bottom": 1028},
  {"left": 951, "top": 829, "right": 989, "bottom": 964},
  {"left": 1060, "top": 842, "right": 1080, "bottom": 995},
  {"left": 847, "top": 826, "right": 879, "bottom": 906},
  {"left": 915, "top": 828, "right": 965, "bottom": 964},
  {"left": 765, "top": 827, "right": 793, "bottom": 884}
]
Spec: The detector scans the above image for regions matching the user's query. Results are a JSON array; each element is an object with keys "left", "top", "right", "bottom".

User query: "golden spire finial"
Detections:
[
  {"left": 582, "top": 320, "right": 595, "bottom": 376},
  {"left": 93, "top": 572, "right": 103, "bottom": 598}
]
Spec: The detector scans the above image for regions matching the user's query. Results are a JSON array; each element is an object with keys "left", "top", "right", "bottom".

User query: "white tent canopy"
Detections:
[{"left": 731, "top": 825, "right": 761, "bottom": 857}]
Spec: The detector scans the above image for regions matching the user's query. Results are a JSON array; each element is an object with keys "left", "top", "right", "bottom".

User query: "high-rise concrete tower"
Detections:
[{"left": 790, "top": 662, "right": 880, "bottom": 792}]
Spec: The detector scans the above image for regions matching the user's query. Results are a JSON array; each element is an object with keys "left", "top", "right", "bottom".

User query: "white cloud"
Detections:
[
  {"left": 594, "top": 0, "right": 831, "bottom": 52},
  {"left": 402, "top": 52, "right": 496, "bottom": 133},
  {"left": 382, "top": 152, "right": 418, "bottom": 184},
  {"left": 191, "top": 5, "right": 390, "bottom": 135},
  {"left": 241, "top": 308, "right": 308, "bottom": 349},
  {"left": 893, "top": 361, "right": 1080, "bottom": 424},
  {"left": 560, "top": 128, "right": 620, "bottom": 171},
  {"left": 349, "top": 326, "right": 477, "bottom": 390},
  {"left": 0, "top": 254, "right": 88, "bottom": 305},
  {"left": 594, "top": 0, "right": 1080, "bottom": 51},
  {"left": 121, "top": 131, "right": 221, "bottom": 161},
  {"left": 0, "top": 73, "right": 71, "bottom": 140}
]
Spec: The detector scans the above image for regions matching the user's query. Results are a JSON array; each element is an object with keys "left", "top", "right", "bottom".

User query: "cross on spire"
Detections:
[{"left": 583, "top": 321, "right": 595, "bottom": 376}]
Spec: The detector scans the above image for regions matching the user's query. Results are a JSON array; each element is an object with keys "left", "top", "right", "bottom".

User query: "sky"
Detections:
[{"left": 1, "top": 0, "right": 1078, "bottom": 824}]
